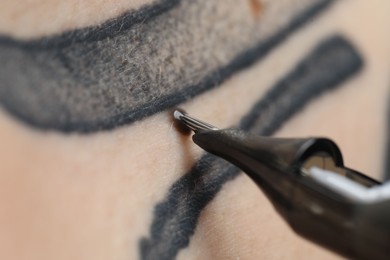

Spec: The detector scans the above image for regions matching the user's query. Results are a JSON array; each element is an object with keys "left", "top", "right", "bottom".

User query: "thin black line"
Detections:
[
  {"left": 139, "top": 35, "right": 364, "bottom": 260},
  {"left": 0, "top": 0, "right": 180, "bottom": 49}
]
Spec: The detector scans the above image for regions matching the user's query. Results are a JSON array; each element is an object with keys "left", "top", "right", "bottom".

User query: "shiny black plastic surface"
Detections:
[{"left": 193, "top": 129, "right": 390, "bottom": 260}]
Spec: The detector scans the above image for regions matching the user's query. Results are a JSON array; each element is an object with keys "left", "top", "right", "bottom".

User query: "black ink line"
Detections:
[
  {"left": 0, "top": 0, "right": 334, "bottom": 133},
  {"left": 0, "top": 0, "right": 180, "bottom": 49},
  {"left": 139, "top": 35, "right": 363, "bottom": 260}
]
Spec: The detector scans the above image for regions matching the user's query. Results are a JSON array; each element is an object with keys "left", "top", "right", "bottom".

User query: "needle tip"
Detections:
[
  {"left": 172, "top": 108, "right": 192, "bottom": 135},
  {"left": 172, "top": 109, "right": 218, "bottom": 133},
  {"left": 173, "top": 110, "right": 184, "bottom": 120}
]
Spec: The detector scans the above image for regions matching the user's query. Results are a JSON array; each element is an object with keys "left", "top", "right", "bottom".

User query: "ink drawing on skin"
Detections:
[
  {"left": 0, "top": 0, "right": 333, "bottom": 132},
  {"left": 0, "top": 0, "right": 388, "bottom": 260}
]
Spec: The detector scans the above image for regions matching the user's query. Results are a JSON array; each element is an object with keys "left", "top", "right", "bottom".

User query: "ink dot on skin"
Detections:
[
  {"left": 249, "top": 0, "right": 263, "bottom": 19},
  {"left": 171, "top": 108, "right": 192, "bottom": 135}
]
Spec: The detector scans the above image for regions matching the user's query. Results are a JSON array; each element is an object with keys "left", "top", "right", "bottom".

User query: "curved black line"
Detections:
[
  {"left": 0, "top": 0, "right": 334, "bottom": 133},
  {"left": 0, "top": 0, "right": 180, "bottom": 49},
  {"left": 139, "top": 36, "right": 364, "bottom": 260}
]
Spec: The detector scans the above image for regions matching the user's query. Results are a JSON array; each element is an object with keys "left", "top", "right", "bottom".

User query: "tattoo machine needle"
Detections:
[{"left": 173, "top": 110, "right": 390, "bottom": 260}]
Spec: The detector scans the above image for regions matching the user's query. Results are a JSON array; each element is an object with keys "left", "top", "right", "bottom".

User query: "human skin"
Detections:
[{"left": 0, "top": 0, "right": 389, "bottom": 259}]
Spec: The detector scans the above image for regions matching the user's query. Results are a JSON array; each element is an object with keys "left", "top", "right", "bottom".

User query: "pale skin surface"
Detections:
[
  {"left": 0, "top": 0, "right": 389, "bottom": 259},
  {"left": 0, "top": 0, "right": 154, "bottom": 39}
]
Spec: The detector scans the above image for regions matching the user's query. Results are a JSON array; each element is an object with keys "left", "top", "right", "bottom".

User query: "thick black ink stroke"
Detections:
[
  {"left": 0, "top": 0, "right": 333, "bottom": 133},
  {"left": 139, "top": 36, "right": 363, "bottom": 260}
]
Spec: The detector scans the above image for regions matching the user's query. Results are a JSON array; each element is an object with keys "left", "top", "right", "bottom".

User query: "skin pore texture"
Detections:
[{"left": 0, "top": 0, "right": 390, "bottom": 260}]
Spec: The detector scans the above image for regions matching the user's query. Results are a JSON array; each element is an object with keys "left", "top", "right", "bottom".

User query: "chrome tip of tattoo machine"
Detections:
[{"left": 173, "top": 110, "right": 219, "bottom": 133}]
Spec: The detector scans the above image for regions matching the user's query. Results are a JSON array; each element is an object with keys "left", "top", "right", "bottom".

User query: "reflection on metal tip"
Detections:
[{"left": 173, "top": 110, "right": 219, "bottom": 133}]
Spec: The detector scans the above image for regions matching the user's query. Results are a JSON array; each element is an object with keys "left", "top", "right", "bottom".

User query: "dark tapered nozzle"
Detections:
[
  {"left": 192, "top": 128, "right": 343, "bottom": 216},
  {"left": 172, "top": 110, "right": 345, "bottom": 213},
  {"left": 193, "top": 129, "right": 343, "bottom": 175}
]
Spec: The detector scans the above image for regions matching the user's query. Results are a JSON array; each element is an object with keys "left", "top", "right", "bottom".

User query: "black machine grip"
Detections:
[{"left": 193, "top": 129, "right": 390, "bottom": 260}]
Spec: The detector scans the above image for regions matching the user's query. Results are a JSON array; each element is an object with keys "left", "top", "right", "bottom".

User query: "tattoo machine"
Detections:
[{"left": 173, "top": 110, "right": 390, "bottom": 260}]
